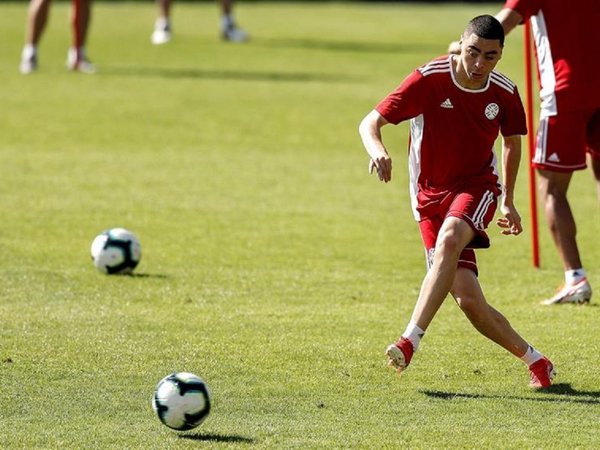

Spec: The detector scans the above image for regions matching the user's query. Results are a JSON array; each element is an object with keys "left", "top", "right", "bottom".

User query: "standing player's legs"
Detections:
[
  {"left": 25, "top": 0, "right": 51, "bottom": 47},
  {"left": 71, "top": 0, "right": 90, "bottom": 51},
  {"left": 219, "top": 0, "right": 248, "bottom": 42},
  {"left": 67, "top": 0, "right": 95, "bottom": 73},
  {"left": 537, "top": 170, "right": 591, "bottom": 304},
  {"left": 151, "top": 0, "right": 172, "bottom": 45},
  {"left": 220, "top": 0, "right": 233, "bottom": 16},
  {"left": 20, "top": 0, "right": 51, "bottom": 74},
  {"left": 534, "top": 113, "right": 592, "bottom": 305},
  {"left": 450, "top": 268, "right": 555, "bottom": 388},
  {"left": 537, "top": 169, "right": 580, "bottom": 269},
  {"left": 156, "top": 0, "right": 171, "bottom": 20}
]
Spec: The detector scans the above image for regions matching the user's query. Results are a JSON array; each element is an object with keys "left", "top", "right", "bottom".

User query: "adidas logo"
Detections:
[
  {"left": 548, "top": 153, "right": 560, "bottom": 162},
  {"left": 440, "top": 98, "right": 453, "bottom": 109}
]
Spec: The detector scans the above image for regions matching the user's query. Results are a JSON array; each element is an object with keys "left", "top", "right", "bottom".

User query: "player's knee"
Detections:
[
  {"left": 455, "top": 294, "right": 473, "bottom": 314},
  {"left": 435, "top": 230, "right": 463, "bottom": 259},
  {"left": 452, "top": 289, "right": 485, "bottom": 322}
]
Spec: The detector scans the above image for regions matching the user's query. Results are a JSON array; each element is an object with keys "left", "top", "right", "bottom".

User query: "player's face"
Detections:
[{"left": 457, "top": 33, "right": 503, "bottom": 89}]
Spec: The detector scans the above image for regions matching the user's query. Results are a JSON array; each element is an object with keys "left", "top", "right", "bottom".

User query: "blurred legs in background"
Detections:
[
  {"left": 20, "top": 0, "right": 95, "bottom": 74},
  {"left": 151, "top": 0, "right": 249, "bottom": 45}
]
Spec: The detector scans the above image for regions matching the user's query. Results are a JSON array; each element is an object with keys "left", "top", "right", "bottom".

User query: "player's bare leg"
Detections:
[
  {"left": 220, "top": 0, "right": 233, "bottom": 16},
  {"left": 411, "top": 218, "right": 474, "bottom": 329},
  {"left": 72, "top": 0, "right": 90, "bottom": 49},
  {"left": 20, "top": 0, "right": 51, "bottom": 73},
  {"left": 451, "top": 268, "right": 555, "bottom": 387},
  {"left": 25, "top": 0, "right": 50, "bottom": 46},
  {"left": 539, "top": 170, "right": 581, "bottom": 269},
  {"left": 538, "top": 169, "right": 591, "bottom": 304},
  {"left": 220, "top": 0, "right": 248, "bottom": 42},
  {"left": 67, "top": 0, "right": 95, "bottom": 73},
  {"left": 386, "top": 217, "right": 473, "bottom": 373},
  {"left": 151, "top": 0, "right": 172, "bottom": 45},
  {"left": 157, "top": 0, "right": 171, "bottom": 19},
  {"left": 451, "top": 268, "right": 528, "bottom": 355}
]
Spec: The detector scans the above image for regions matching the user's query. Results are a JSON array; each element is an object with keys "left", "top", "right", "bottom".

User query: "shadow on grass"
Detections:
[
  {"left": 103, "top": 66, "right": 355, "bottom": 83},
  {"left": 178, "top": 432, "right": 254, "bottom": 444},
  {"left": 107, "top": 272, "right": 169, "bottom": 279},
  {"left": 128, "top": 272, "right": 169, "bottom": 279},
  {"left": 258, "top": 37, "right": 442, "bottom": 55},
  {"left": 421, "top": 384, "right": 600, "bottom": 405}
]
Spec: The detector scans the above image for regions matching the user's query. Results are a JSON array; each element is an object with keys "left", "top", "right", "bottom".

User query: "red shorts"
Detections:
[
  {"left": 533, "top": 107, "right": 600, "bottom": 172},
  {"left": 417, "top": 186, "right": 499, "bottom": 275}
]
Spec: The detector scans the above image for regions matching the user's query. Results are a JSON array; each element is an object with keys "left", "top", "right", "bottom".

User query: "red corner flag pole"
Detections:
[{"left": 523, "top": 21, "right": 540, "bottom": 268}]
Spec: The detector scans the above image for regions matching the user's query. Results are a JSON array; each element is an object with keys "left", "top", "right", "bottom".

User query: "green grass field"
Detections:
[{"left": 1, "top": 1, "right": 599, "bottom": 448}]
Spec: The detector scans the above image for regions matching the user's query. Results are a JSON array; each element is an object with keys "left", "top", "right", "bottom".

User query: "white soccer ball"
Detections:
[
  {"left": 152, "top": 372, "right": 211, "bottom": 431},
  {"left": 90, "top": 228, "right": 141, "bottom": 274}
]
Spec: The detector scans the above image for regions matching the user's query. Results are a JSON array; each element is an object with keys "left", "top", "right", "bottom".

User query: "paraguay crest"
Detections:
[{"left": 485, "top": 103, "right": 499, "bottom": 120}]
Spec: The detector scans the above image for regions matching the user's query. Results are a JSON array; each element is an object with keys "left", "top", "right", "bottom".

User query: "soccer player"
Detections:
[
  {"left": 494, "top": 0, "right": 600, "bottom": 305},
  {"left": 359, "top": 15, "right": 554, "bottom": 388},
  {"left": 19, "top": 0, "right": 96, "bottom": 74},
  {"left": 151, "top": 0, "right": 249, "bottom": 45}
]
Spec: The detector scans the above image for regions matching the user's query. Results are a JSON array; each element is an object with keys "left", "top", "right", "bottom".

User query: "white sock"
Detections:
[
  {"left": 565, "top": 269, "right": 586, "bottom": 285},
  {"left": 520, "top": 345, "right": 543, "bottom": 366},
  {"left": 222, "top": 14, "right": 234, "bottom": 29},
  {"left": 401, "top": 322, "right": 425, "bottom": 351},
  {"left": 68, "top": 47, "right": 86, "bottom": 61},
  {"left": 155, "top": 17, "right": 170, "bottom": 30},
  {"left": 22, "top": 44, "right": 36, "bottom": 59}
]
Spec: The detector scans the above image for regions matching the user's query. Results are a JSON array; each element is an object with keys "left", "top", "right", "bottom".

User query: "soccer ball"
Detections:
[
  {"left": 90, "top": 228, "right": 141, "bottom": 274},
  {"left": 152, "top": 372, "right": 211, "bottom": 431}
]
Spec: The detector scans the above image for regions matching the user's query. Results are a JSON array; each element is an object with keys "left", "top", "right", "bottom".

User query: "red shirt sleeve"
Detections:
[{"left": 375, "top": 70, "right": 427, "bottom": 125}]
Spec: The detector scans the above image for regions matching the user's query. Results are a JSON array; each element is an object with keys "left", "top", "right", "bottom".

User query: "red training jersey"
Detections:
[
  {"left": 376, "top": 55, "right": 527, "bottom": 219},
  {"left": 504, "top": 0, "right": 600, "bottom": 113}
]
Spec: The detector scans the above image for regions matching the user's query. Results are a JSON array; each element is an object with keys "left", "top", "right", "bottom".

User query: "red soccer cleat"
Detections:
[
  {"left": 385, "top": 337, "right": 414, "bottom": 374},
  {"left": 528, "top": 357, "right": 556, "bottom": 388}
]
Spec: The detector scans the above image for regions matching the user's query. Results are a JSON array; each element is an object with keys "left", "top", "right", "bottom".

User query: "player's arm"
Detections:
[
  {"left": 497, "top": 134, "right": 523, "bottom": 235},
  {"left": 358, "top": 109, "right": 392, "bottom": 183},
  {"left": 495, "top": 8, "right": 523, "bottom": 35}
]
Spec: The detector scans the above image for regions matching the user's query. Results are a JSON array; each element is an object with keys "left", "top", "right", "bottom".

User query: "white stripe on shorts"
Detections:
[
  {"left": 533, "top": 116, "right": 549, "bottom": 165},
  {"left": 472, "top": 190, "right": 495, "bottom": 230}
]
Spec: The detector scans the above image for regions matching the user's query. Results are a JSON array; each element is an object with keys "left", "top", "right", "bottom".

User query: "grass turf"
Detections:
[{"left": 1, "top": 2, "right": 599, "bottom": 448}]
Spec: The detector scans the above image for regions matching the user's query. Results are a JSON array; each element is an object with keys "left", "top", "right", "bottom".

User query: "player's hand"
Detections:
[
  {"left": 496, "top": 202, "right": 522, "bottom": 235},
  {"left": 448, "top": 41, "right": 461, "bottom": 55},
  {"left": 369, "top": 155, "right": 392, "bottom": 183}
]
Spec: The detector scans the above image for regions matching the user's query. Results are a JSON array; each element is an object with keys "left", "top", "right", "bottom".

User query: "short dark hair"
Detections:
[{"left": 464, "top": 15, "right": 505, "bottom": 47}]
